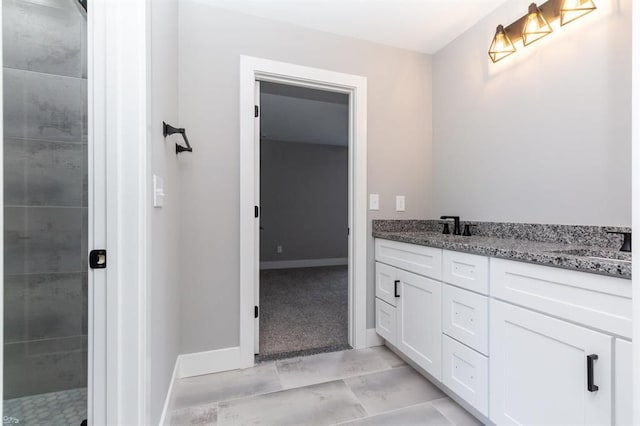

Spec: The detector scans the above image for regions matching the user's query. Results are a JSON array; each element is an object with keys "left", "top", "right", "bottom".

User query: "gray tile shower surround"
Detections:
[
  {"left": 3, "top": 0, "right": 88, "bottom": 411},
  {"left": 373, "top": 220, "right": 632, "bottom": 279}
]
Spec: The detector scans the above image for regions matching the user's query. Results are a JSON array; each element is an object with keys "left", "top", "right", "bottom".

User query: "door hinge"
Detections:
[
  {"left": 254, "top": 105, "right": 259, "bottom": 117},
  {"left": 89, "top": 250, "right": 107, "bottom": 269},
  {"left": 255, "top": 206, "right": 260, "bottom": 218},
  {"left": 255, "top": 306, "right": 259, "bottom": 318}
]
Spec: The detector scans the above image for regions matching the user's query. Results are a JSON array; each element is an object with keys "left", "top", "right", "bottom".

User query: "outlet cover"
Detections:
[
  {"left": 395, "top": 195, "right": 406, "bottom": 212},
  {"left": 369, "top": 194, "right": 380, "bottom": 211}
]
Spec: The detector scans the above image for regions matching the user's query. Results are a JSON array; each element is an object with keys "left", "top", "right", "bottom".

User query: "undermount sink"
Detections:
[{"left": 547, "top": 248, "right": 632, "bottom": 263}]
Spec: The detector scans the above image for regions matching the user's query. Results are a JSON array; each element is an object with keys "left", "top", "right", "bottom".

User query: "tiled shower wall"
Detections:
[{"left": 3, "top": 0, "right": 87, "bottom": 399}]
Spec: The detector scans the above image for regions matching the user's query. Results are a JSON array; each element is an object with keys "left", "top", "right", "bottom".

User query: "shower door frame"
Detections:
[{"left": 0, "top": 0, "right": 151, "bottom": 424}]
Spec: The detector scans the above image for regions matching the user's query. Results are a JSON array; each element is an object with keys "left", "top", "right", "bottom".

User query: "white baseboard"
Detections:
[
  {"left": 178, "top": 346, "right": 243, "bottom": 378},
  {"left": 260, "top": 257, "right": 348, "bottom": 270},
  {"left": 159, "top": 357, "right": 181, "bottom": 426},
  {"left": 366, "top": 328, "right": 384, "bottom": 347}
]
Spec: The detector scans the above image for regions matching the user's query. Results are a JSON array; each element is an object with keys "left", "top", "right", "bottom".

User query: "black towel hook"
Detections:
[{"left": 163, "top": 122, "right": 193, "bottom": 154}]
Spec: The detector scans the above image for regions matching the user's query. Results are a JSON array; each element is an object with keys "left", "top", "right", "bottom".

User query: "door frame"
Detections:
[
  {"left": 632, "top": 0, "right": 640, "bottom": 423},
  {"left": 239, "top": 56, "right": 368, "bottom": 367}
]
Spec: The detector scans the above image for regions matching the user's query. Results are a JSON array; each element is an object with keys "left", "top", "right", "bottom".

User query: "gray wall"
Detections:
[
  {"left": 178, "top": 4, "right": 433, "bottom": 352},
  {"left": 260, "top": 140, "right": 348, "bottom": 263},
  {"left": 432, "top": 0, "right": 631, "bottom": 226},
  {"left": 148, "top": 0, "right": 181, "bottom": 423},
  {"left": 2, "top": 0, "right": 87, "bottom": 399}
]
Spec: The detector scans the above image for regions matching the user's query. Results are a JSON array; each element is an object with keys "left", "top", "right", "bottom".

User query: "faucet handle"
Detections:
[
  {"left": 607, "top": 231, "right": 631, "bottom": 252},
  {"left": 462, "top": 224, "right": 477, "bottom": 237},
  {"left": 439, "top": 222, "right": 451, "bottom": 235}
]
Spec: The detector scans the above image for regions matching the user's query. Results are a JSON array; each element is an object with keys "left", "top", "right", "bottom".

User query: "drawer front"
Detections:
[
  {"left": 442, "top": 284, "right": 489, "bottom": 355},
  {"left": 375, "top": 238, "right": 442, "bottom": 280},
  {"left": 443, "top": 250, "right": 489, "bottom": 295},
  {"left": 375, "top": 262, "right": 398, "bottom": 307},
  {"left": 490, "top": 258, "right": 632, "bottom": 338},
  {"left": 375, "top": 298, "right": 397, "bottom": 345},
  {"left": 442, "top": 334, "right": 489, "bottom": 416}
]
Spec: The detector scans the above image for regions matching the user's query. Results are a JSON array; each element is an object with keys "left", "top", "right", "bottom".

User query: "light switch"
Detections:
[
  {"left": 153, "top": 175, "right": 165, "bottom": 208},
  {"left": 395, "top": 195, "right": 406, "bottom": 212},
  {"left": 369, "top": 194, "right": 380, "bottom": 211}
]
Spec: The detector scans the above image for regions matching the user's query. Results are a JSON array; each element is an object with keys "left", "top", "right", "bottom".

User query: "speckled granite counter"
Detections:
[{"left": 373, "top": 220, "right": 632, "bottom": 279}]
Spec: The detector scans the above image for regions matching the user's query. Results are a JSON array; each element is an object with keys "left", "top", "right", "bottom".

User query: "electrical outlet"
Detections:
[
  {"left": 396, "top": 195, "right": 406, "bottom": 212},
  {"left": 277, "top": 245, "right": 283, "bottom": 254}
]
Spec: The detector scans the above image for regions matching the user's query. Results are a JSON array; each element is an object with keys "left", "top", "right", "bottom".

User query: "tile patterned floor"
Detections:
[
  {"left": 170, "top": 347, "right": 482, "bottom": 426},
  {"left": 3, "top": 387, "right": 87, "bottom": 425}
]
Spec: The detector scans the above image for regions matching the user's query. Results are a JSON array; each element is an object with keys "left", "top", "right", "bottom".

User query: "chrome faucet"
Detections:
[{"left": 440, "top": 215, "right": 461, "bottom": 236}]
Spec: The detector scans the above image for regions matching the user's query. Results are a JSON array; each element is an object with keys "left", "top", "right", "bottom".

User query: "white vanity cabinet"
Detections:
[{"left": 374, "top": 238, "right": 632, "bottom": 426}]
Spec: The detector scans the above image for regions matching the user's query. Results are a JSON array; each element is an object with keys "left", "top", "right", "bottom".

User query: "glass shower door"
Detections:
[{"left": 2, "top": 0, "right": 88, "bottom": 424}]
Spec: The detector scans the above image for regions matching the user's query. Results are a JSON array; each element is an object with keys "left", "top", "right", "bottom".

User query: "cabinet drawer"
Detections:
[
  {"left": 442, "top": 335, "right": 489, "bottom": 417},
  {"left": 490, "top": 258, "right": 632, "bottom": 338},
  {"left": 442, "top": 284, "right": 488, "bottom": 355},
  {"left": 442, "top": 250, "right": 489, "bottom": 295},
  {"left": 375, "top": 238, "right": 442, "bottom": 280},
  {"left": 375, "top": 298, "right": 396, "bottom": 345},
  {"left": 375, "top": 262, "right": 398, "bottom": 307}
]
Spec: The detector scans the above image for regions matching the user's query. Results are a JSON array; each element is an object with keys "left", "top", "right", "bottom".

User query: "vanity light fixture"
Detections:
[
  {"left": 522, "top": 3, "right": 553, "bottom": 46},
  {"left": 488, "top": 25, "right": 517, "bottom": 63},
  {"left": 488, "top": 0, "right": 597, "bottom": 63},
  {"left": 560, "top": 0, "right": 596, "bottom": 26}
]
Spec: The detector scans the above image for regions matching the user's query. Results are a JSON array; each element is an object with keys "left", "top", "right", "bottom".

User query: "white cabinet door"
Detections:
[
  {"left": 490, "top": 300, "right": 613, "bottom": 426},
  {"left": 396, "top": 269, "right": 442, "bottom": 381},
  {"left": 375, "top": 262, "right": 398, "bottom": 306},
  {"left": 615, "top": 339, "right": 632, "bottom": 426},
  {"left": 375, "top": 298, "right": 397, "bottom": 345}
]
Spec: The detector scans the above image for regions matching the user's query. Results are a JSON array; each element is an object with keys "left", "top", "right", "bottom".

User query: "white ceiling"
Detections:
[{"left": 200, "top": 0, "right": 510, "bottom": 54}]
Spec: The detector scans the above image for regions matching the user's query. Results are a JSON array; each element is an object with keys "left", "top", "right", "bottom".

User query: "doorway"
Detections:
[
  {"left": 256, "top": 82, "right": 350, "bottom": 360},
  {"left": 239, "top": 56, "right": 368, "bottom": 368}
]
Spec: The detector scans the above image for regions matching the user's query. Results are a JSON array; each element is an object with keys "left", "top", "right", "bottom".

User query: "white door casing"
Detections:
[
  {"left": 254, "top": 80, "right": 260, "bottom": 354},
  {"left": 240, "top": 56, "right": 368, "bottom": 367}
]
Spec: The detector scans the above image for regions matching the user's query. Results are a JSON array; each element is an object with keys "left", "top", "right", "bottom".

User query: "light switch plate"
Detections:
[
  {"left": 369, "top": 194, "right": 380, "bottom": 211},
  {"left": 153, "top": 174, "right": 165, "bottom": 208},
  {"left": 395, "top": 195, "right": 406, "bottom": 212}
]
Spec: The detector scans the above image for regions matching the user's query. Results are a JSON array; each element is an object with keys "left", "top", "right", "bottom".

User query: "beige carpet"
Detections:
[{"left": 258, "top": 266, "right": 349, "bottom": 360}]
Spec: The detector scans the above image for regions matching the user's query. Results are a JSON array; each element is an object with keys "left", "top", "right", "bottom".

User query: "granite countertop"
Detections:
[{"left": 373, "top": 230, "right": 632, "bottom": 279}]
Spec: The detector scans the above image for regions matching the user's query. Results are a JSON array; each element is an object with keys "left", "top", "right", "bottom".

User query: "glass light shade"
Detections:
[
  {"left": 488, "top": 25, "right": 516, "bottom": 63},
  {"left": 561, "top": 0, "right": 596, "bottom": 26},
  {"left": 521, "top": 3, "right": 553, "bottom": 46}
]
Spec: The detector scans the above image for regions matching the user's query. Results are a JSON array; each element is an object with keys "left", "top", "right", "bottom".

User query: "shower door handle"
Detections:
[{"left": 89, "top": 250, "right": 107, "bottom": 269}]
